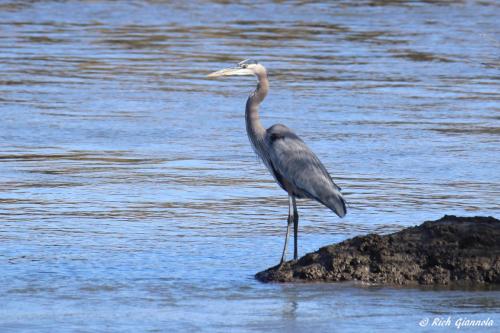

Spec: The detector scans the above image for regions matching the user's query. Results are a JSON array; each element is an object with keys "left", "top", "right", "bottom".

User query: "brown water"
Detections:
[{"left": 0, "top": 1, "right": 499, "bottom": 332}]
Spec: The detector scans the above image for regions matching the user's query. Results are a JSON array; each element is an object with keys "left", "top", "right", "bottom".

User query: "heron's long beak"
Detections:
[{"left": 207, "top": 67, "right": 254, "bottom": 78}]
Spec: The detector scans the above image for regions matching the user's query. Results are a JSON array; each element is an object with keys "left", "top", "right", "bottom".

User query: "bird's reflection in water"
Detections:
[{"left": 280, "top": 285, "right": 299, "bottom": 320}]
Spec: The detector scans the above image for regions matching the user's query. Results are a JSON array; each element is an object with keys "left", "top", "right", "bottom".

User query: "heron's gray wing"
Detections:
[{"left": 265, "top": 124, "right": 346, "bottom": 217}]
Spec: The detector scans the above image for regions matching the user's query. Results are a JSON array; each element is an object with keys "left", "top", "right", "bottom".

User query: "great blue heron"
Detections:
[{"left": 208, "top": 59, "right": 346, "bottom": 265}]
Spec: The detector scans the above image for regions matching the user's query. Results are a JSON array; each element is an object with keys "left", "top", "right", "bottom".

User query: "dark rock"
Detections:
[{"left": 255, "top": 215, "right": 500, "bottom": 285}]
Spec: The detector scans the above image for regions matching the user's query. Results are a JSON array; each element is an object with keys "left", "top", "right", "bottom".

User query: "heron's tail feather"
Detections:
[
  {"left": 325, "top": 192, "right": 347, "bottom": 218},
  {"left": 304, "top": 188, "right": 347, "bottom": 218}
]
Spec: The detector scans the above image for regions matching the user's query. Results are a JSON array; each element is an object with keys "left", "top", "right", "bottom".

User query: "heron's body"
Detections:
[{"left": 208, "top": 60, "right": 346, "bottom": 264}]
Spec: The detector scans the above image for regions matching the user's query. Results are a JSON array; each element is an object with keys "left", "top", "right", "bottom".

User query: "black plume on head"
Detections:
[{"left": 239, "top": 59, "right": 259, "bottom": 67}]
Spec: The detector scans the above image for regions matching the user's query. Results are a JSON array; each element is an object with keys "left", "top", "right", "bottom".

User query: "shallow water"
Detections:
[{"left": 1, "top": 0, "right": 499, "bottom": 331}]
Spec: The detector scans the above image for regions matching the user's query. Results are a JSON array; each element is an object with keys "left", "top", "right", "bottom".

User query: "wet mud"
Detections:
[{"left": 256, "top": 215, "right": 500, "bottom": 285}]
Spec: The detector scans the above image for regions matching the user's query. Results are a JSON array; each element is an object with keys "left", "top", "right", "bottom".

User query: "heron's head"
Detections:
[{"left": 207, "top": 59, "right": 266, "bottom": 79}]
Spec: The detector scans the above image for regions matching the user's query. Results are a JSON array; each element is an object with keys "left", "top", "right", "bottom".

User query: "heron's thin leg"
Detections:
[
  {"left": 280, "top": 196, "right": 294, "bottom": 265},
  {"left": 292, "top": 196, "right": 299, "bottom": 260}
]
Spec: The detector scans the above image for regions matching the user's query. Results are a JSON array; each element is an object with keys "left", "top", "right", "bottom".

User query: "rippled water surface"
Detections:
[{"left": 1, "top": 1, "right": 499, "bottom": 331}]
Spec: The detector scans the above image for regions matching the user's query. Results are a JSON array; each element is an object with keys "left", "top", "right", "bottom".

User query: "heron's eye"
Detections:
[{"left": 241, "top": 64, "right": 247, "bottom": 68}]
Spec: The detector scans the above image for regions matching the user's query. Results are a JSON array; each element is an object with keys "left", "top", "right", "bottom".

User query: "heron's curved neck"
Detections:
[{"left": 245, "top": 73, "right": 268, "bottom": 149}]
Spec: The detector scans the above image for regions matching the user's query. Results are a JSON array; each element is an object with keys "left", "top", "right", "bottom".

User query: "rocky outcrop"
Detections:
[{"left": 256, "top": 215, "right": 500, "bottom": 285}]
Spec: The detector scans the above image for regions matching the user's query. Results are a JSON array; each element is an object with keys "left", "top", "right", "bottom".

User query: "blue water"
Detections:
[{"left": 0, "top": 1, "right": 499, "bottom": 331}]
